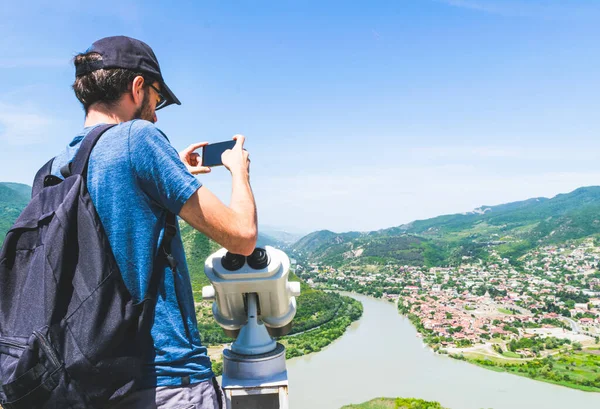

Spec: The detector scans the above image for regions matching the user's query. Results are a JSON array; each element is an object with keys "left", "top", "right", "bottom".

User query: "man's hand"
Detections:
[
  {"left": 179, "top": 142, "right": 211, "bottom": 175},
  {"left": 222, "top": 135, "right": 250, "bottom": 176},
  {"left": 180, "top": 133, "right": 257, "bottom": 256}
]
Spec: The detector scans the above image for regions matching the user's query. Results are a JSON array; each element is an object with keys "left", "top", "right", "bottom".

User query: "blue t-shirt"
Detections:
[{"left": 51, "top": 120, "right": 213, "bottom": 388}]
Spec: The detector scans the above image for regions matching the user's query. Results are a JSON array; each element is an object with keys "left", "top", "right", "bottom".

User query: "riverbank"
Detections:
[
  {"left": 397, "top": 298, "right": 600, "bottom": 392},
  {"left": 452, "top": 349, "right": 600, "bottom": 393}
]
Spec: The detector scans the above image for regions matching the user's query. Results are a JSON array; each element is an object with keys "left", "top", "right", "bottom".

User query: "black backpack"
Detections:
[{"left": 0, "top": 124, "right": 177, "bottom": 409}]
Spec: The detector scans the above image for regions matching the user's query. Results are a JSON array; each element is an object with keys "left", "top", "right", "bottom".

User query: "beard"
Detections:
[{"left": 133, "top": 89, "right": 155, "bottom": 123}]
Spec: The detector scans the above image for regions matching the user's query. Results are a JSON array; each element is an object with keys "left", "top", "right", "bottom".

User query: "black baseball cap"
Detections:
[{"left": 75, "top": 36, "right": 181, "bottom": 109}]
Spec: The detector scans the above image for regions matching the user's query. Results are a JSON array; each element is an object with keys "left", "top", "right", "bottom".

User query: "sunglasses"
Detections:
[{"left": 147, "top": 82, "right": 168, "bottom": 110}]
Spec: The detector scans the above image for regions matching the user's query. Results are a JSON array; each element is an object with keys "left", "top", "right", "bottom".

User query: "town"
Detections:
[{"left": 296, "top": 238, "right": 600, "bottom": 359}]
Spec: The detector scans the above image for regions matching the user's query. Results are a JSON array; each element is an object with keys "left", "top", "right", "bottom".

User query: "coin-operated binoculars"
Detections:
[{"left": 203, "top": 246, "right": 301, "bottom": 409}]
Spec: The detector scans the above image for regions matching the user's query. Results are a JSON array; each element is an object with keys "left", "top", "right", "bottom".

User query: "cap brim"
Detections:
[{"left": 159, "top": 81, "right": 181, "bottom": 109}]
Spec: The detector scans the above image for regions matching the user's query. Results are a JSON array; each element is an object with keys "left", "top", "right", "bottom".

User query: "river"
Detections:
[{"left": 286, "top": 293, "right": 600, "bottom": 409}]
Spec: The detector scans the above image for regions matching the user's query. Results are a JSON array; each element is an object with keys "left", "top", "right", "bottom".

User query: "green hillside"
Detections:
[
  {"left": 288, "top": 229, "right": 446, "bottom": 267},
  {"left": 0, "top": 183, "right": 31, "bottom": 199},
  {"left": 292, "top": 230, "right": 362, "bottom": 256},
  {"left": 0, "top": 182, "right": 31, "bottom": 245},
  {"left": 396, "top": 187, "right": 600, "bottom": 240},
  {"left": 292, "top": 186, "right": 600, "bottom": 266},
  {"left": 180, "top": 221, "right": 222, "bottom": 297}
]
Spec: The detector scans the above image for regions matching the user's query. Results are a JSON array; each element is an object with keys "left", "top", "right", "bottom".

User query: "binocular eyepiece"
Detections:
[{"left": 222, "top": 248, "right": 270, "bottom": 271}]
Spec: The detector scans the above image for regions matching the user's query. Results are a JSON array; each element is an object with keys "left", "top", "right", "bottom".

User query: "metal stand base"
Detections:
[{"left": 222, "top": 343, "right": 289, "bottom": 409}]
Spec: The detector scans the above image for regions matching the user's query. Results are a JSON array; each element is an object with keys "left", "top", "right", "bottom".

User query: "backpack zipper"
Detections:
[
  {"left": 33, "top": 330, "right": 61, "bottom": 368},
  {"left": 0, "top": 339, "right": 26, "bottom": 350}
]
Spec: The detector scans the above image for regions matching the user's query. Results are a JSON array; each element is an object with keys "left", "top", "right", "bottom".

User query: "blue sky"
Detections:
[{"left": 1, "top": 0, "right": 600, "bottom": 233}]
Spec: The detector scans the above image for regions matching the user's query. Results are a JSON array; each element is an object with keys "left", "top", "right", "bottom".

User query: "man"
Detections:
[{"left": 53, "top": 36, "right": 257, "bottom": 408}]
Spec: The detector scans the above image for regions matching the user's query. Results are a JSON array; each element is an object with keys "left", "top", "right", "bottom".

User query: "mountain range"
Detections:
[{"left": 289, "top": 186, "right": 600, "bottom": 267}]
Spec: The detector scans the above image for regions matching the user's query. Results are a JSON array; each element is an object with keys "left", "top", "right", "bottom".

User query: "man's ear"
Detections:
[{"left": 131, "top": 75, "right": 145, "bottom": 106}]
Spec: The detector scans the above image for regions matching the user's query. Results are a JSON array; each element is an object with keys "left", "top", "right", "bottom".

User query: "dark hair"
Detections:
[{"left": 72, "top": 52, "right": 146, "bottom": 113}]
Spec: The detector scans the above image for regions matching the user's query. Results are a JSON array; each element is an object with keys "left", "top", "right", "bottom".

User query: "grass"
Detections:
[
  {"left": 502, "top": 351, "right": 521, "bottom": 358},
  {"left": 497, "top": 307, "right": 514, "bottom": 315},
  {"left": 459, "top": 351, "right": 523, "bottom": 365},
  {"left": 458, "top": 349, "right": 600, "bottom": 393},
  {"left": 341, "top": 397, "right": 448, "bottom": 409}
]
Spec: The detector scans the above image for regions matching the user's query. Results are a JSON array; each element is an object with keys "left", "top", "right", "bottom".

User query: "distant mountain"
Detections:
[
  {"left": 0, "top": 182, "right": 31, "bottom": 245},
  {"left": 291, "top": 186, "right": 600, "bottom": 266},
  {"left": 0, "top": 183, "right": 31, "bottom": 199},
  {"left": 258, "top": 225, "right": 306, "bottom": 245},
  {"left": 292, "top": 230, "right": 363, "bottom": 257},
  {"left": 291, "top": 228, "right": 445, "bottom": 267},
  {"left": 394, "top": 186, "right": 600, "bottom": 244},
  {"left": 256, "top": 231, "right": 287, "bottom": 248}
]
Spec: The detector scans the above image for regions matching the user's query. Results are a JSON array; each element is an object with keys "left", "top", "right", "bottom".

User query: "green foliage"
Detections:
[
  {"left": 508, "top": 336, "right": 571, "bottom": 352},
  {"left": 341, "top": 397, "right": 447, "bottom": 409},
  {"left": 422, "top": 242, "right": 450, "bottom": 267},
  {"left": 556, "top": 291, "right": 589, "bottom": 304},
  {"left": 211, "top": 360, "right": 223, "bottom": 377},
  {"left": 539, "top": 318, "right": 570, "bottom": 329},
  {"left": 180, "top": 222, "right": 222, "bottom": 298},
  {"left": 290, "top": 291, "right": 345, "bottom": 334},
  {"left": 463, "top": 351, "right": 600, "bottom": 392}
]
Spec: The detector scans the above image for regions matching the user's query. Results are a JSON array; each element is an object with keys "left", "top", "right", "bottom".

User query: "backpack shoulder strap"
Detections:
[
  {"left": 147, "top": 212, "right": 179, "bottom": 299},
  {"left": 31, "top": 124, "right": 118, "bottom": 197},
  {"left": 71, "top": 124, "right": 118, "bottom": 176},
  {"left": 31, "top": 158, "right": 55, "bottom": 198}
]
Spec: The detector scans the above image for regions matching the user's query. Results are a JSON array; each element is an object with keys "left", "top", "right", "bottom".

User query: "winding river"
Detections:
[{"left": 286, "top": 293, "right": 600, "bottom": 409}]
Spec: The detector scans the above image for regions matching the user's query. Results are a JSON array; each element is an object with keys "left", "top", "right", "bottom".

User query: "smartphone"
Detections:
[{"left": 202, "top": 140, "right": 237, "bottom": 167}]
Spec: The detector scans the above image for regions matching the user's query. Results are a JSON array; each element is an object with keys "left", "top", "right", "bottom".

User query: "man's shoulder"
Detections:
[
  {"left": 126, "top": 119, "right": 169, "bottom": 140},
  {"left": 97, "top": 120, "right": 166, "bottom": 141},
  {"left": 94, "top": 120, "right": 170, "bottom": 158}
]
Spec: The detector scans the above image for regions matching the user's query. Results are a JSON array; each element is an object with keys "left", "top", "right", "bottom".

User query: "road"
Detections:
[{"left": 562, "top": 317, "right": 581, "bottom": 333}]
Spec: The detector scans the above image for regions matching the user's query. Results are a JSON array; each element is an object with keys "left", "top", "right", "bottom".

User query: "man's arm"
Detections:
[{"left": 179, "top": 135, "right": 257, "bottom": 256}]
